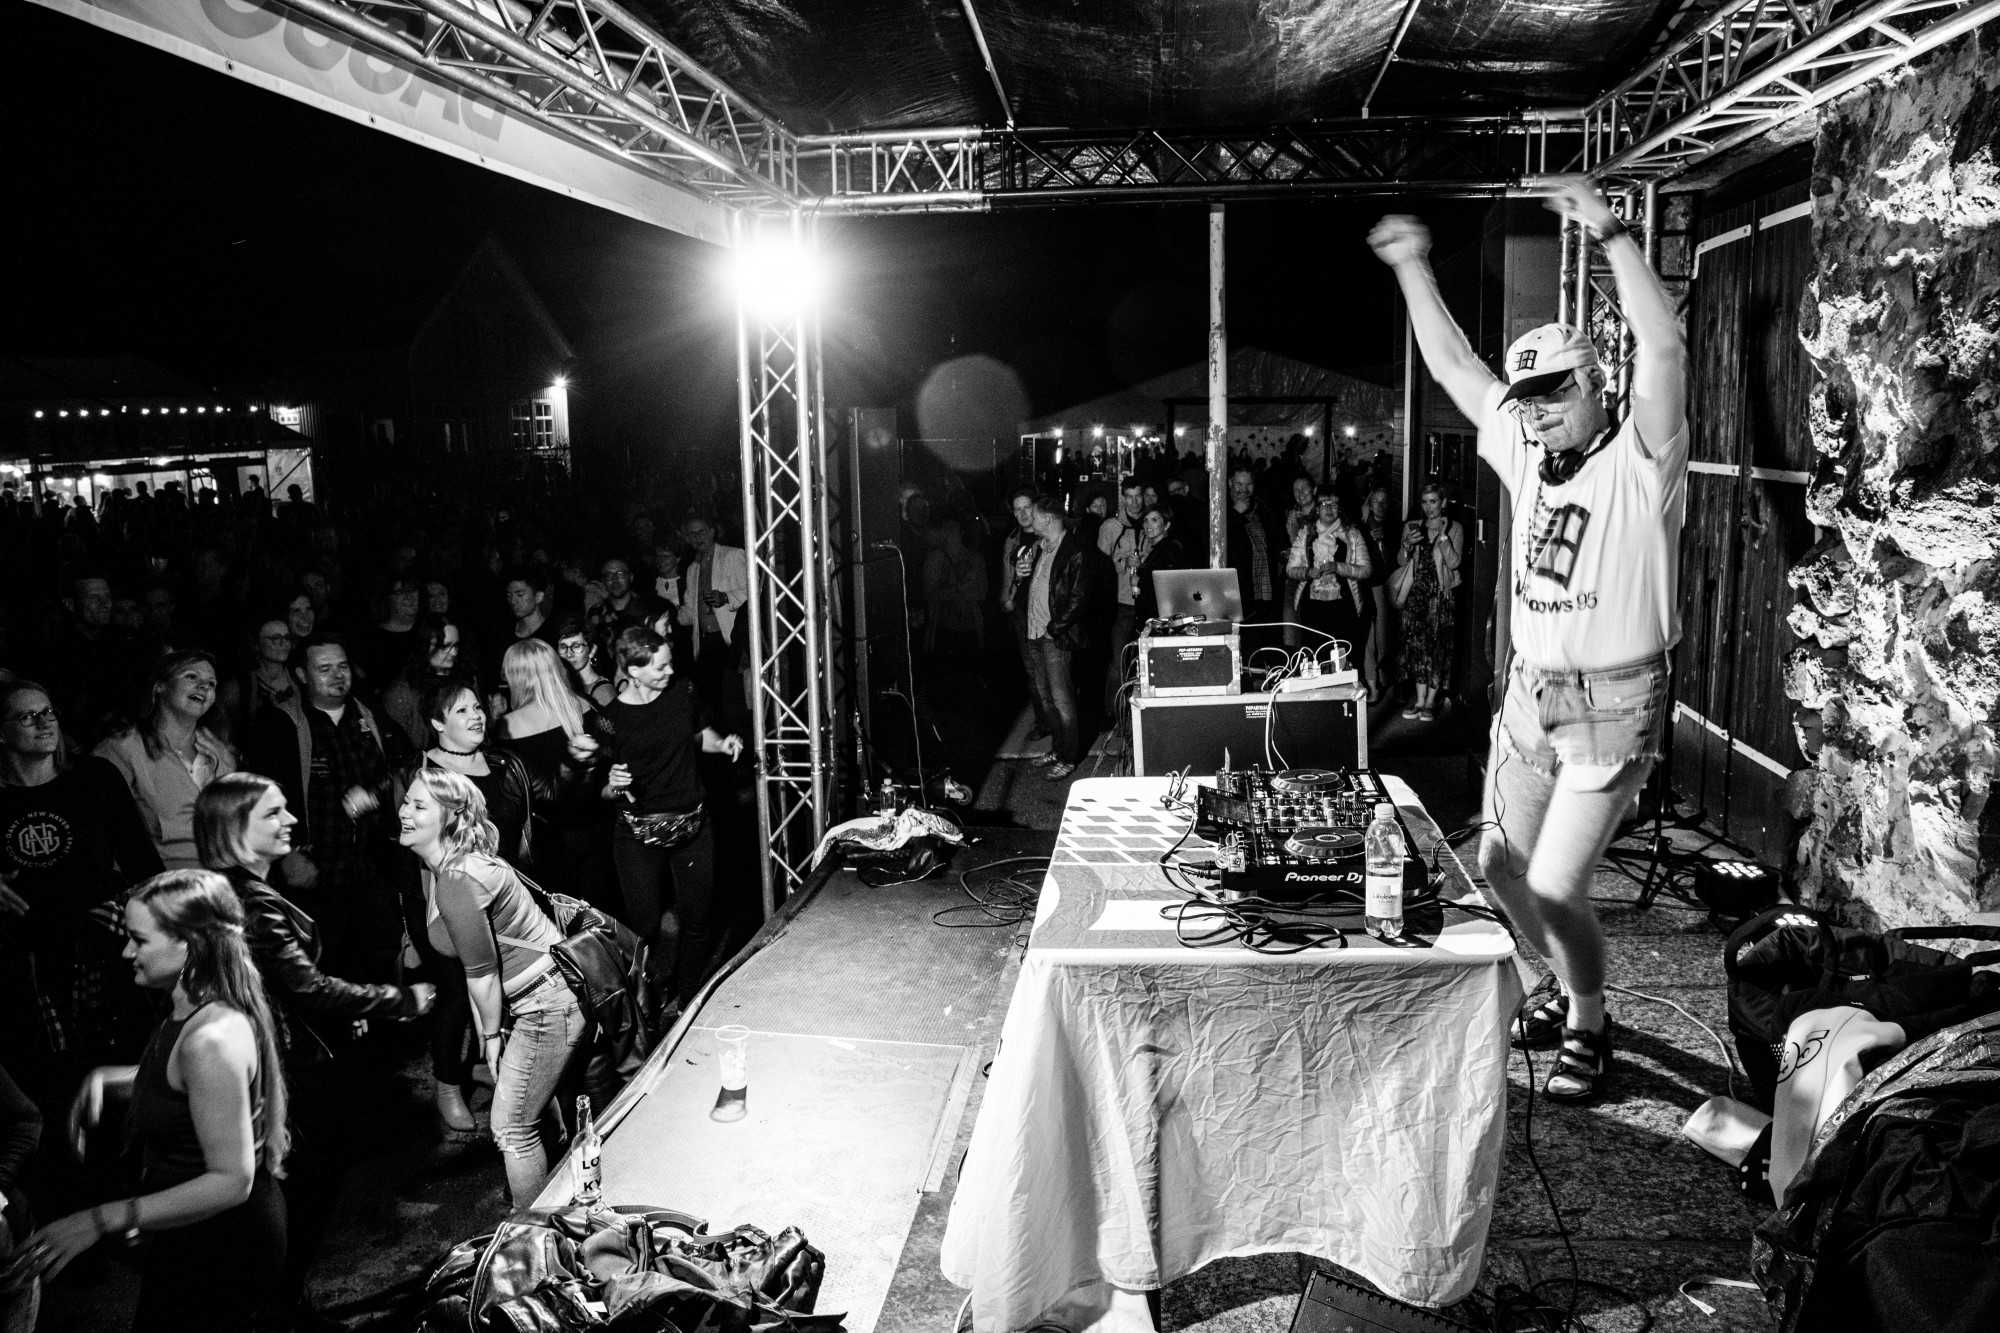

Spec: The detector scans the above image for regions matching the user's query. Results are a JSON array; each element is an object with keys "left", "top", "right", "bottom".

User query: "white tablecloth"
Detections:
[{"left": 940, "top": 775, "right": 1520, "bottom": 1332}]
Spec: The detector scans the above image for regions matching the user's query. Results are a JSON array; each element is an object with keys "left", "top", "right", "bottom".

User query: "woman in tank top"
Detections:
[
  {"left": 398, "top": 767, "right": 584, "bottom": 1208},
  {"left": 17, "top": 869, "right": 288, "bottom": 1333}
]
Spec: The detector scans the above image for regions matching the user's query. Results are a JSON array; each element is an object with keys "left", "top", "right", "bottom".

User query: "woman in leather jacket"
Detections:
[{"left": 194, "top": 772, "right": 435, "bottom": 1331}]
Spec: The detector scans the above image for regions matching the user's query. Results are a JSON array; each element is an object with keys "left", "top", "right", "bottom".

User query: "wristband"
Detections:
[
  {"left": 120, "top": 1197, "right": 140, "bottom": 1241},
  {"left": 1593, "top": 218, "right": 1628, "bottom": 243},
  {"left": 90, "top": 1203, "right": 108, "bottom": 1239}
]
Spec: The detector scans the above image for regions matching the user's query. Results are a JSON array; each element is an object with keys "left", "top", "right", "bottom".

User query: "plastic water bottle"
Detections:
[
  {"left": 1364, "top": 802, "right": 1405, "bottom": 939},
  {"left": 572, "top": 1095, "right": 602, "bottom": 1206}
]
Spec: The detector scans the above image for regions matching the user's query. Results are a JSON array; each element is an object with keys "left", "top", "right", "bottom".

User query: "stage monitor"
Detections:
[{"left": 1154, "top": 567, "right": 1244, "bottom": 623}]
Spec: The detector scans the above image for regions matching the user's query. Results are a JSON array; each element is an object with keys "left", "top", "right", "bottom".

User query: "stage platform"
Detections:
[{"left": 540, "top": 826, "right": 1050, "bottom": 1333}]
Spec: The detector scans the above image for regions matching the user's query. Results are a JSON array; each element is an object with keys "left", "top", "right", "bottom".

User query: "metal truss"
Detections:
[
  {"left": 735, "top": 212, "right": 834, "bottom": 908},
  {"left": 794, "top": 0, "right": 1998, "bottom": 208},
  {"left": 283, "top": 0, "right": 798, "bottom": 206},
  {"left": 796, "top": 117, "right": 1588, "bottom": 210},
  {"left": 1577, "top": 0, "right": 2000, "bottom": 181}
]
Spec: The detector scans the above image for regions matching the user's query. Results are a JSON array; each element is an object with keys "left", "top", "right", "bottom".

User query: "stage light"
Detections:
[
  {"left": 1692, "top": 858, "right": 1781, "bottom": 918},
  {"left": 1051, "top": 426, "right": 1064, "bottom": 438},
  {"left": 1091, "top": 425, "right": 1104, "bottom": 438},
  {"left": 728, "top": 228, "right": 828, "bottom": 322}
]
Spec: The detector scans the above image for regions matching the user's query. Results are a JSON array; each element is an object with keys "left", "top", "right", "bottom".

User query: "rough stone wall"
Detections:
[{"left": 1787, "top": 32, "right": 2000, "bottom": 927}]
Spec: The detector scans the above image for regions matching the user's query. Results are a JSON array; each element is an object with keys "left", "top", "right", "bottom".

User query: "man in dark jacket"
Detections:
[
  {"left": 1225, "top": 466, "right": 1284, "bottom": 655},
  {"left": 1020, "top": 494, "right": 1098, "bottom": 779}
]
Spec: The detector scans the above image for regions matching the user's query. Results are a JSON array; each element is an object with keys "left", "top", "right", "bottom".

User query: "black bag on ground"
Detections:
[
  {"left": 1752, "top": 1011, "right": 2000, "bottom": 1333},
  {"left": 415, "top": 1204, "right": 840, "bottom": 1333},
  {"left": 1723, "top": 905, "right": 2000, "bottom": 1109}
]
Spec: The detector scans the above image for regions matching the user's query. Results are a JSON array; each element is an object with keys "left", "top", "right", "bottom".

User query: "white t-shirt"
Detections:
[{"left": 1476, "top": 381, "right": 1689, "bottom": 670}]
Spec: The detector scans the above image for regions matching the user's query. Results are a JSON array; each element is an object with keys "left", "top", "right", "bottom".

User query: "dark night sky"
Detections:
[{"left": 11, "top": 5, "right": 1494, "bottom": 455}]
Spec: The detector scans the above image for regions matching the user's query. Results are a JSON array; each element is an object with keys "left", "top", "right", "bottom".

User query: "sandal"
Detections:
[
  {"left": 1511, "top": 979, "right": 1568, "bottom": 1049},
  {"left": 1543, "top": 1021, "right": 1614, "bottom": 1104}
]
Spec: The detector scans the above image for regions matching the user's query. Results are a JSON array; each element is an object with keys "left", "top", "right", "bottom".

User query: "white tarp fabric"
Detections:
[
  {"left": 940, "top": 776, "right": 1521, "bottom": 1330},
  {"left": 35, "top": 0, "right": 728, "bottom": 245}
]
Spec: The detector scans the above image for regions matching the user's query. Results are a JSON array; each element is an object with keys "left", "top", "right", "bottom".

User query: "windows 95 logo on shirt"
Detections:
[
  {"left": 7, "top": 811, "right": 74, "bottom": 869},
  {"left": 1518, "top": 493, "right": 1595, "bottom": 610}
]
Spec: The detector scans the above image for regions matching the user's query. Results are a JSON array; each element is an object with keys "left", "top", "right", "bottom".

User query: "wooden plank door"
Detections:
[{"left": 1673, "top": 179, "right": 1816, "bottom": 863}]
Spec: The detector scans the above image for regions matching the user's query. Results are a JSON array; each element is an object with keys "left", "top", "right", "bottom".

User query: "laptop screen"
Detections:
[{"left": 1152, "top": 568, "right": 1245, "bottom": 623}]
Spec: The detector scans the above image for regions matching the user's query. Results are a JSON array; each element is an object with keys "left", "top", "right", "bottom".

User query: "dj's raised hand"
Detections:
[
  {"left": 1368, "top": 215, "right": 1431, "bottom": 268},
  {"left": 1541, "top": 175, "right": 1619, "bottom": 235}
]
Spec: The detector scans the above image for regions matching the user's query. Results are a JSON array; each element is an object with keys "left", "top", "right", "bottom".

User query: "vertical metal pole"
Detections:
[
  {"left": 794, "top": 210, "right": 829, "bottom": 842},
  {"left": 1557, "top": 217, "right": 1576, "bottom": 327},
  {"left": 732, "top": 212, "right": 777, "bottom": 917},
  {"left": 1206, "top": 203, "right": 1227, "bottom": 570},
  {"left": 1571, "top": 217, "right": 1594, "bottom": 333},
  {"left": 1400, "top": 316, "right": 1418, "bottom": 519}
]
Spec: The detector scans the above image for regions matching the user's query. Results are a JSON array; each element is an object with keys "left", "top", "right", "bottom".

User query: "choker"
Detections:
[{"left": 435, "top": 743, "right": 481, "bottom": 757}]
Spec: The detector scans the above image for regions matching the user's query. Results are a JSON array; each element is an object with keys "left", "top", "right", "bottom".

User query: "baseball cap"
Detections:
[{"left": 1499, "top": 324, "right": 1601, "bottom": 404}]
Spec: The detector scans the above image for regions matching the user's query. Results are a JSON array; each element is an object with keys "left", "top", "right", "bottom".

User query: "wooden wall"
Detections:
[{"left": 1673, "top": 170, "right": 1818, "bottom": 863}]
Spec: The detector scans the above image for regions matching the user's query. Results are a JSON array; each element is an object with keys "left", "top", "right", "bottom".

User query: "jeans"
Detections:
[
  {"left": 1023, "top": 636, "right": 1082, "bottom": 764},
  {"left": 1497, "top": 653, "right": 1670, "bottom": 776},
  {"left": 493, "top": 970, "right": 587, "bottom": 1208},
  {"left": 1012, "top": 625, "right": 1052, "bottom": 736},
  {"left": 611, "top": 813, "right": 719, "bottom": 1004}
]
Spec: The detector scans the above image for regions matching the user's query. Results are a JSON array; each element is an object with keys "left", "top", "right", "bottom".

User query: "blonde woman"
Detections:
[
  {"left": 21, "top": 870, "right": 288, "bottom": 1333},
  {"left": 92, "top": 650, "right": 236, "bottom": 868},
  {"left": 397, "top": 769, "right": 583, "bottom": 1207},
  {"left": 497, "top": 638, "right": 613, "bottom": 911},
  {"left": 1397, "top": 482, "right": 1466, "bottom": 721}
]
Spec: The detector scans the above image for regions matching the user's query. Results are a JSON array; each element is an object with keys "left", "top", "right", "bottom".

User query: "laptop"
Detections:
[{"left": 1153, "top": 567, "right": 1244, "bottom": 624}]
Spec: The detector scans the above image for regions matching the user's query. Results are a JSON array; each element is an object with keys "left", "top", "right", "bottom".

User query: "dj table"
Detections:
[{"left": 939, "top": 775, "right": 1521, "bottom": 1332}]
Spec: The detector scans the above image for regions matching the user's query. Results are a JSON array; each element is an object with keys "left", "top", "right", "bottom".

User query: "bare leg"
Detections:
[{"left": 1482, "top": 751, "right": 1649, "bottom": 1025}]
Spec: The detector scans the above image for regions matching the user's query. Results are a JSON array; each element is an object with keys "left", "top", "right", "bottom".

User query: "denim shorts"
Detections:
[{"left": 1498, "top": 653, "right": 1670, "bottom": 777}]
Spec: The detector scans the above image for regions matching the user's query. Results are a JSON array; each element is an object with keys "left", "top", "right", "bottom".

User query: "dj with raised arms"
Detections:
[{"left": 1369, "top": 175, "right": 1689, "bottom": 1104}]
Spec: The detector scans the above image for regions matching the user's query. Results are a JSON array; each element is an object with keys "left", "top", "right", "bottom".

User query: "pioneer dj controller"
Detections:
[{"left": 1194, "top": 765, "right": 1425, "bottom": 902}]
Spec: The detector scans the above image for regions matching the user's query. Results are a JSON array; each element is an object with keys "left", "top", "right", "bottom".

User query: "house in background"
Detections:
[
  {"left": 2, "top": 354, "right": 316, "bottom": 511},
  {"left": 406, "top": 236, "right": 575, "bottom": 484}
]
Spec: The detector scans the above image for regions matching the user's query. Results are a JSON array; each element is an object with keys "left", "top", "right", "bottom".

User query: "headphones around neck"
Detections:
[{"left": 1538, "top": 425, "right": 1615, "bottom": 487}]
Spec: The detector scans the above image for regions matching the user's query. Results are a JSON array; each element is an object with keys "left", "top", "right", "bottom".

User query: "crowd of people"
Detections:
[
  {"left": 893, "top": 447, "right": 1469, "bottom": 777},
  {"left": 0, "top": 424, "right": 1470, "bottom": 1333},
  {"left": 0, "top": 470, "right": 757, "bottom": 1331}
]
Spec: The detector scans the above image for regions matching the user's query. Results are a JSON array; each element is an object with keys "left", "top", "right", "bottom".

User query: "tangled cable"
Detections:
[{"left": 931, "top": 854, "right": 1049, "bottom": 934}]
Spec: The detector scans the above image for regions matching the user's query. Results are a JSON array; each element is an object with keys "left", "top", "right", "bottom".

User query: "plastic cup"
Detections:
[{"left": 711, "top": 1025, "right": 749, "bottom": 1122}]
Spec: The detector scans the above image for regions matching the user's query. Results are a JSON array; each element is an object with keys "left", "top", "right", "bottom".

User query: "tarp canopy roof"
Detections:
[
  {"left": 629, "top": 0, "right": 1687, "bottom": 133},
  {"left": 1022, "top": 346, "right": 1398, "bottom": 433}
]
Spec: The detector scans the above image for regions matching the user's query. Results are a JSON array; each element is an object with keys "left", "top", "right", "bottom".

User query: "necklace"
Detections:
[{"left": 435, "top": 742, "right": 481, "bottom": 756}]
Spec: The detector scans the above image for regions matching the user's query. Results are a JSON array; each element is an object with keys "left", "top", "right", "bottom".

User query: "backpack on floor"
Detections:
[{"left": 1724, "top": 905, "right": 2000, "bottom": 1109}]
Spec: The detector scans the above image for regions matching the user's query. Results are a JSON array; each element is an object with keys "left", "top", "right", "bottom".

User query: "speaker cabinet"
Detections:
[{"left": 1131, "top": 682, "right": 1365, "bottom": 775}]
